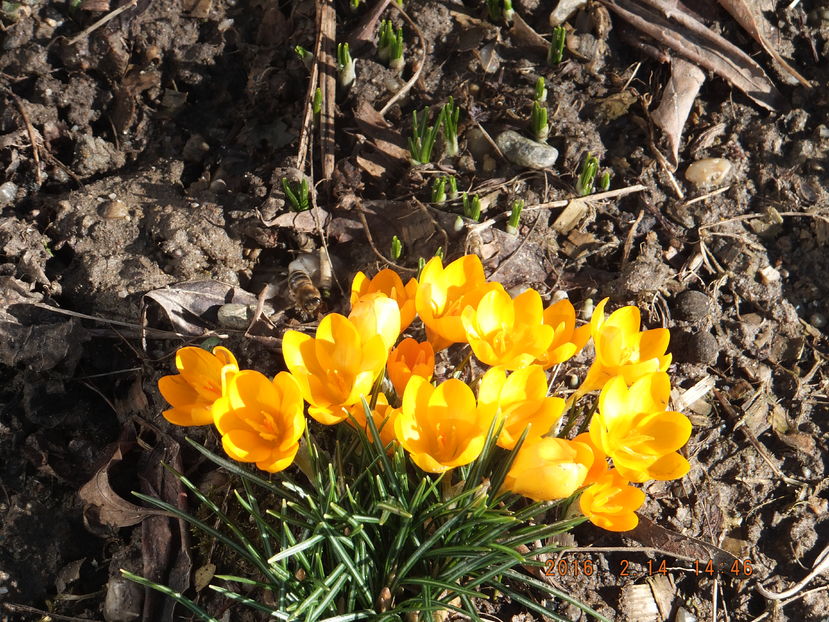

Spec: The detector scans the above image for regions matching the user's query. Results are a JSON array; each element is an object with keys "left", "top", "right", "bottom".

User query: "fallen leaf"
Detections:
[
  {"left": 509, "top": 12, "right": 549, "bottom": 52},
  {"left": 717, "top": 0, "right": 811, "bottom": 87},
  {"left": 142, "top": 281, "right": 258, "bottom": 336},
  {"left": 79, "top": 432, "right": 159, "bottom": 530},
  {"left": 651, "top": 56, "right": 706, "bottom": 167},
  {"left": 599, "top": 0, "right": 783, "bottom": 110}
]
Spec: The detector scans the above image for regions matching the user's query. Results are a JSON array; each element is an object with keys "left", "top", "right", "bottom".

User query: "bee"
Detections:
[{"left": 287, "top": 253, "right": 326, "bottom": 321}]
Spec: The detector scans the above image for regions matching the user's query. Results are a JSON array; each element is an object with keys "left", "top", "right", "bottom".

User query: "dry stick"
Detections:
[
  {"left": 749, "top": 585, "right": 829, "bottom": 622},
  {"left": 295, "top": 53, "right": 320, "bottom": 174},
  {"left": 379, "top": 2, "right": 425, "bottom": 117},
  {"left": 318, "top": 0, "right": 336, "bottom": 186},
  {"left": 524, "top": 184, "right": 648, "bottom": 211},
  {"left": 66, "top": 0, "right": 138, "bottom": 46},
  {"left": 11, "top": 94, "right": 41, "bottom": 185},
  {"left": 2, "top": 603, "right": 101, "bottom": 622},
  {"left": 756, "top": 544, "right": 829, "bottom": 601},
  {"left": 620, "top": 208, "right": 644, "bottom": 270},
  {"left": 32, "top": 301, "right": 229, "bottom": 341}
]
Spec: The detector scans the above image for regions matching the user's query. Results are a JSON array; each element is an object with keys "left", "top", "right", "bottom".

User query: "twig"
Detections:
[
  {"left": 2, "top": 602, "right": 103, "bottom": 622},
  {"left": 620, "top": 208, "right": 644, "bottom": 270},
  {"left": 379, "top": 2, "right": 425, "bottom": 116},
  {"left": 31, "top": 301, "right": 229, "bottom": 340},
  {"left": 66, "top": 0, "right": 138, "bottom": 46},
  {"left": 318, "top": 0, "right": 336, "bottom": 186},
  {"left": 11, "top": 93, "right": 41, "bottom": 185},
  {"left": 756, "top": 545, "right": 829, "bottom": 601},
  {"left": 749, "top": 584, "right": 829, "bottom": 622},
  {"left": 678, "top": 184, "right": 731, "bottom": 207},
  {"left": 524, "top": 184, "right": 648, "bottom": 211}
]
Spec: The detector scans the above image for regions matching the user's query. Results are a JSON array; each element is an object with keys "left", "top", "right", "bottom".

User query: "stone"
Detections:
[{"left": 496, "top": 130, "right": 558, "bottom": 169}]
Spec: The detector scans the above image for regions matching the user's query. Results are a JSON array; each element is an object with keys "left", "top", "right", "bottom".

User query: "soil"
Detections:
[{"left": 1, "top": 1, "right": 828, "bottom": 621}]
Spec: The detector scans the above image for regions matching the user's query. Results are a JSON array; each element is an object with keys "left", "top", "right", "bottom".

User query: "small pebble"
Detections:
[
  {"left": 496, "top": 130, "right": 559, "bottom": 170},
  {"left": 809, "top": 313, "right": 827, "bottom": 329},
  {"left": 217, "top": 303, "right": 253, "bottom": 330},
  {"left": 0, "top": 181, "right": 17, "bottom": 206},
  {"left": 98, "top": 199, "right": 129, "bottom": 219},
  {"left": 684, "top": 157, "right": 732, "bottom": 187}
]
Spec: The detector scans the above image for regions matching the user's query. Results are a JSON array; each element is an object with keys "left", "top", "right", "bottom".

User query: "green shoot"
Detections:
[
  {"left": 462, "top": 192, "right": 481, "bottom": 222},
  {"left": 431, "top": 177, "right": 447, "bottom": 203},
  {"left": 535, "top": 77, "right": 547, "bottom": 102},
  {"left": 350, "top": 0, "right": 361, "bottom": 9},
  {"left": 378, "top": 19, "right": 404, "bottom": 72},
  {"left": 312, "top": 87, "right": 322, "bottom": 116},
  {"left": 487, "top": 0, "right": 513, "bottom": 23},
  {"left": 576, "top": 154, "right": 599, "bottom": 197},
  {"left": 446, "top": 175, "right": 458, "bottom": 200},
  {"left": 598, "top": 170, "right": 611, "bottom": 192},
  {"left": 506, "top": 199, "right": 524, "bottom": 235},
  {"left": 531, "top": 101, "right": 549, "bottom": 141},
  {"left": 390, "top": 235, "right": 403, "bottom": 260},
  {"left": 294, "top": 45, "right": 313, "bottom": 70},
  {"left": 408, "top": 107, "right": 442, "bottom": 165},
  {"left": 417, "top": 256, "right": 426, "bottom": 279},
  {"left": 337, "top": 42, "right": 355, "bottom": 88},
  {"left": 378, "top": 20, "right": 393, "bottom": 62},
  {"left": 548, "top": 25, "right": 566, "bottom": 65},
  {"left": 282, "top": 178, "right": 310, "bottom": 212},
  {"left": 435, "top": 246, "right": 444, "bottom": 259},
  {"left": 441, "top": 96, "right": 461, "bottom": 157}
]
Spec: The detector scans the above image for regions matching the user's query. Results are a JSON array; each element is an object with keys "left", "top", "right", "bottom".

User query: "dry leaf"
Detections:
[
  {"left": 599, "top": 0, "right": 783, "bottom": 110},
  {"left": 652, "top": 56, "right": 706, "bottom": 167},
  {"left": 142, "top": 281, "right": 258, "bottom": 335},
  {"left": 79, "top": 436, "right": 158, "bottom": 529},
  {"left": 509, "top": 12, "right": 549, "bottom": 52},
  {"left": 718, "top": 0, "right": 811, "bottom": 87}
]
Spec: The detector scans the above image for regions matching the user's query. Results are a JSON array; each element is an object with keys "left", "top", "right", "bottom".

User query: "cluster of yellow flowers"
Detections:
[{"left": 158, "top": 254, "right": 691, "bottom": 532}]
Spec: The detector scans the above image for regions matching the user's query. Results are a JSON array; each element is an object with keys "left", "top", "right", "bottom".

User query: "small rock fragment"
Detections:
[
  {"left": 496, "top": 130, "right": 558, "bottom": 170},
  {"left": 98, "top": 199, "right": 129, "bottom": 219},
  {"left": 103, "top": 576, "right": 142, "bottom": 622},
  {"left": 758, "top": 265, "right": 781, "bottom": 285},
  {"left": 684, "top": 157, "right": 732, "bottom": 187},
  {"left": 0, "top": 181, "right": 17, "bottom": 206},
  {"left": 217, "top": 303, "right": 253, "bottom": 330}
]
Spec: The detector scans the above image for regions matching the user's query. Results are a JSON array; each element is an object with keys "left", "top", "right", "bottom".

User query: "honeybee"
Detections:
[{"left": 287, "top": 253, "right": 326, "bottom": 320}]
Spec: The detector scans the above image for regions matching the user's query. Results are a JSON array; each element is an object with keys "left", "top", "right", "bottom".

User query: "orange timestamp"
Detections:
[{"left": 543, "top": 558, "right": 596, "bottom": 577}]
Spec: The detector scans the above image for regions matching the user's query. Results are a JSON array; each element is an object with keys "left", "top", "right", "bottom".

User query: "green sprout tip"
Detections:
[
  {"left": 531, "top": 101, "right": 549, "bottom": 141},
  {"left": 462, "top": 192, "right": 481, "bottom": 222},
  {"left": 506, "top": 199, "right": 524, "bottom": 235},
  {"left": 548, "top": 25, "right": 566, "bottom": 65},
  {"left": 408, "top": 106, "right": 442, "bottom": 165},
  {"left": 576, "top": 154, "right": 600, "bottom": 197},
  {"left": 294, "top": 45, "right": 313, "bottom": 70},
  {"left": 535, "top": 77, "right": 547, "bottom": 102},
  {"left": 598, "top": 170, "right": 611, "bottom": 192},
  {"left": 337, "top": 42, "right": 355, "bottom": 88},
  {"left": 440, "top": 97, "right": 460, "bottom": 158},
  {"left": 312, "top": 87, "right": 322, "bottom": 116},
  {"left": 432, "top": 177, "right": 447, "bottom": 203},
  {"left": 390, "top": 235, "right": 403, "bottom": 260},
  {"left": 282, "top": 178, "right": 311, "bottom": 212}
]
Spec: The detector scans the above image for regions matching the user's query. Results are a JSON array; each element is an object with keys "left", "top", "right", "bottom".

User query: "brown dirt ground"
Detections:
[{"left": 1, "top": 1, "right": 828, "bottom": 621}]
